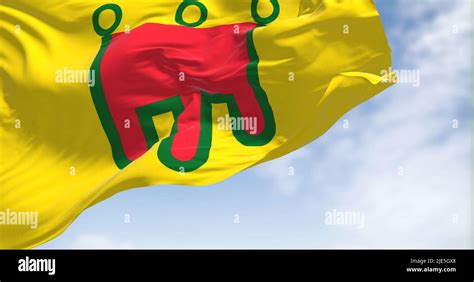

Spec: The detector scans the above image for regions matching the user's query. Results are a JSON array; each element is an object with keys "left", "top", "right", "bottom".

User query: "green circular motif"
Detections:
[
  {"left": 175, "top": 0, "right": 208, "bottom": 27},
  {"left": 251, "top": 0, "right": 280, "bottom": 25},
  {"left": 92, "top": 4, "right": 123, "bottom": 36}
]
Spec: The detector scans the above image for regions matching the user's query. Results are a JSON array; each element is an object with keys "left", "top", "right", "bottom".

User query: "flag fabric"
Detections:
[{"left": 1, "top": 0, "right": 395, "bottom": 248}]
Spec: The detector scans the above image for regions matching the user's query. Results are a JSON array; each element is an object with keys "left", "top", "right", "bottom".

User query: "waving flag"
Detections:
[{"left": 0, "top": 0, "right": 395, "bottom": 248}]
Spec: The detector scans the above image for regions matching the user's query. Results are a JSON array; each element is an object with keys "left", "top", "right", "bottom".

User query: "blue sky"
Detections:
[{"left": 40, "top": 0, "right": 472, "bottom": 249}]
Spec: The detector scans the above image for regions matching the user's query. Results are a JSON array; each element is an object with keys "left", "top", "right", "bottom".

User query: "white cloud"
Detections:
[
  {"left": 313, "top": 0, "right": 471, "bottom": 248},
  {"left": 69, "top": 234, "right": 135, "bottom": 249},
  {"left": 255, "top": 0, "right": 471, "bottom": 248},
  {"left": 255, "top": 147, "right": 312, "bottom": 195}
]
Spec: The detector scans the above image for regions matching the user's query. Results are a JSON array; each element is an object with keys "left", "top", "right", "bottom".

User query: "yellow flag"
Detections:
[{"left": 1, "top": 0, "right": 394, "bottom": 248}]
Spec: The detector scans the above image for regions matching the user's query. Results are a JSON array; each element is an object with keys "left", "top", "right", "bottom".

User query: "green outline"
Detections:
[
  {"left": 251, "top": 0, "right": 280, "bottom": 25},
  {"left": 135, "top": 97, "right": 184, "bottom": 150},
  {"left": 90, "top": 4, "right": 131, "bottom": 169},
  {"left": 135, "top": 85, "right": 276, "bottom": 172},
  {"left": 90, "top": 7, "right": 276, "bottom": 172},
  {"left": 155, "top": 93, "right": 212, "bottom": 172},
  {"left": 242, "top": 28, "right": 276, "bottom": 145},
  {"left": 90, "top": 35, "right": 131, "bottom": 169},
  {"left": 175, "top": 0, "right": 208, "bottom": 27}
]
